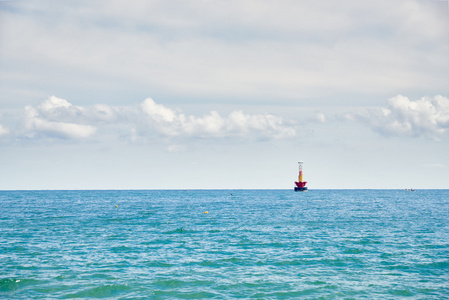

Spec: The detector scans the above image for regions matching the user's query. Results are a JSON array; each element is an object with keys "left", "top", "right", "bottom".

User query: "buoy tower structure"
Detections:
[{"left": 294, "top": 161, "right": 308, "bottom": 192}]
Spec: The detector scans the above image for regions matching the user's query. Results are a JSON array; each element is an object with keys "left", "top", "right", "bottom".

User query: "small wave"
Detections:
[
  {"left": 163, "top": 228, "right": 196, "bottom": 234},
  {"left": 0, "top": 278, "right": 44, "bottom": 292},
  {"left": 64, "top": 284, "right": 131, "bottom": 298},
  {"left": 152, "top": 290, "right": 217, "bottom": 298},
  {"left": 153, "top": 279, "right": 187, "bottom": 289},
  {"left": 145, "top": 261, "right": 174, "bottom": 268},
  {"left": 110, "top": 245, "right": 134, "bottom": 253},
  {"left": 343, "top": 248, "right": 364, "bottom": 254},
  {"left": 389, "top": 288, "right": 414, "bottom": 296}
]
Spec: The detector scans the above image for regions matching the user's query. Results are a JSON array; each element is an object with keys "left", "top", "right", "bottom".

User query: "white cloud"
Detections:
[
  {"left": 20, "top": 95, "right": 114, "bottom": 139},
  {"left": 360, "top": 95, "right": 449, "bottom": 139},
  {"left": 228, "top": 110, "right": 295, "bottom": 139},
  {"left": 140, "top": 98, "right": 295, "bottom": 139},
  {"left": 0, "top": 124, "right": 9, "bottom": 137},
  {"left": 316, "top": 113, "right": 326, "bottom": 123},
  {"left": 36, "top": 96, "right": 82, "bottom": 121},
  {"left": 18, "top": 96, "right": 295, "bottom": 141},
  {"left": 141, "top": 98, "right": 177, "bottom": 123},
  {"left": 24, "top": 104, "right": 96, "bottom": 139},
  {"left": 35, "top": 96, "right": 118, "bottom": 123}
]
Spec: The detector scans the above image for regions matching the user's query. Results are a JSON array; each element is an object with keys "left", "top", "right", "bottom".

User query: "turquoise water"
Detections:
[{"left": 1, "top": 189, "right": 448, "bottom": 299}]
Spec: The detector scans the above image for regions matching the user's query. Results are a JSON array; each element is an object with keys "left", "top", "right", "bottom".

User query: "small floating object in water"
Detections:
[
  {"left": 204, "top": 211, "right": 208, "bottom": 214},
  {"left": 115, "top": 205, "right": 118, "bottom": 207}
]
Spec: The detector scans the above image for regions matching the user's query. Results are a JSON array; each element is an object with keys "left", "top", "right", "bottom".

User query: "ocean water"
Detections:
[{"left": 0, "top": 189, "right": 448, "bottom": 299}]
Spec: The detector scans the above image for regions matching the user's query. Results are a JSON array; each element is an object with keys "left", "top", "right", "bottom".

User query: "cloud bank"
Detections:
[
  {"left": 141, "top": 98, "right": 295, "bottom": 139},
  {"left": 1, "top": 0, "right": 448, "bottom": 106},
  {"left": 360, "top": 95, "right": 449, "bottom": 139},
  {"left": 7, "top": 94, "right": 449, "bottom": 143},
  {"left": 13, "top": 96, "right": 296, "bottom": 142}
]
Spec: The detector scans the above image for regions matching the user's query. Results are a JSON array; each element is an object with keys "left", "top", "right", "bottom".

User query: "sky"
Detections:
[{"left": 1, "top": 0, "right": 449, "bottom": 189}]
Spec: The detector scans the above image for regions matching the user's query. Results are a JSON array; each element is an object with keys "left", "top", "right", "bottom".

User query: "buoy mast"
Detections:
[{"left": 294, "top": 161, "right": 308, "bottom": 192}]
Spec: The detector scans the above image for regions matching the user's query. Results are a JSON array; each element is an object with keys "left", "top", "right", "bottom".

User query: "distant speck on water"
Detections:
[{"left": 1, "top": 189, "right": 448, "bottom": 298}]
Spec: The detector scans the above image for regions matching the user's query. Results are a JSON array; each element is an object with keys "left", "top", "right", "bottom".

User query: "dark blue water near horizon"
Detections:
[{"left": 1, "top": 189, "right": 448, "bottom": 299}]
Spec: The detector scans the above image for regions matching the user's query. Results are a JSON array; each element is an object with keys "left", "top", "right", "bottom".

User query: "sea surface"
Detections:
[{"left": 0, "top": 189, "right": 448, "bottom": 299}]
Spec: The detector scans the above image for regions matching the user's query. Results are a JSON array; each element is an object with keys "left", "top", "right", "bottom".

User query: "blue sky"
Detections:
[{"left": 1, "top": 0, "right": 448, "bottom": 189}]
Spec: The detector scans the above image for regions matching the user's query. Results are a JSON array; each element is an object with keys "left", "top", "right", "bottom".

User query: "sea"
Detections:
[{"left": 0, "top": 189, "right": 448, "bottom": 299}]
